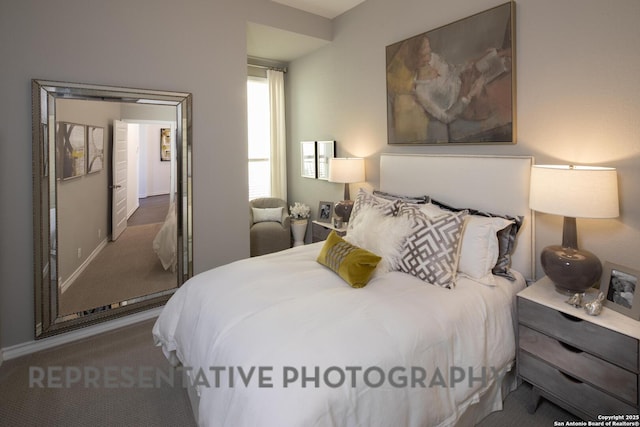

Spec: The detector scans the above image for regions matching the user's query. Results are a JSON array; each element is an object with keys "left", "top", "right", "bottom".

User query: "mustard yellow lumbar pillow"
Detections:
[{"left": 317, "top": 231, "right": 382, "bottom": 288}]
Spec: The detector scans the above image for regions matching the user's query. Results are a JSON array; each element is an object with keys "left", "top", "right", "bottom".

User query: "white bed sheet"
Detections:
[
  {"left": 153, "top": 242, "right": 525, "bottom": 427},
  {"left": 153, "top": 201, "right": 176, "bottom": 272}
]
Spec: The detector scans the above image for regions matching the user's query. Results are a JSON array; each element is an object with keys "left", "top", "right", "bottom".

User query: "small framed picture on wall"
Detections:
[
  {"left": 300, "top": 141, "right": 317, "bottom": 178},
  {"left": 57, "top": 122, "right": 86, "bottom": 180},
  {"left": 316, "top": 140, "right": 335, "bottom": 180},
  {"left": 161, "top": 128, "right": 171, "bottom": 161},
  {"left": 87, "top": 126, "right": 104, "bottom": 173}
]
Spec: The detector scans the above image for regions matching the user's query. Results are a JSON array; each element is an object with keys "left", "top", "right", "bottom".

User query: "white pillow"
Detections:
[
  {"left": 252, "top": 207, "right": 283, "bottom": 224},
  {"left": 457, "top": 216, "right": 514, "bottom": 286},
  {"left": 419, "top": 203, "right": 450, "bottom": 219},
  {"left": 345, "top": 206, "right": 413, "bottom": 276}
]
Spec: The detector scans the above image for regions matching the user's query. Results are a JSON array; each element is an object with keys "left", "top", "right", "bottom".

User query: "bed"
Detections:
[
  {"left": 153, "top": 154, "right": 535, "bottom": 427},
  {"left": 153, "top": 200, "right": 177, "bottom": 272}
]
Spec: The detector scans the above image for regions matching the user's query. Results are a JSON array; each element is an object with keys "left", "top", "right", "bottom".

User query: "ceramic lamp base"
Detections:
[
  {"left": 334, "top": 200, "right": 354, "bottom": 223},
  {"left": 541, "top": 244, "right": 603, "bottom": 295}
]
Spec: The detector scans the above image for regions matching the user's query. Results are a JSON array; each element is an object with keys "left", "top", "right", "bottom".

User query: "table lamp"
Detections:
[
  {"left": 328, "top": 157, "right": 365, "bottom": 223},
  {"left": 529, "top": 165, "right": 619, "bottom": 294}
]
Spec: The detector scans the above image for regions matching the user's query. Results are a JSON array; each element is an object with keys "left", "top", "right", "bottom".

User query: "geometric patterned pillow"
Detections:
[
  {"left": 396, "top": 205, "right": 468, "bottom": 288},
  {"left": 349, "top": 188, "right": 400, "bottom": 230}
]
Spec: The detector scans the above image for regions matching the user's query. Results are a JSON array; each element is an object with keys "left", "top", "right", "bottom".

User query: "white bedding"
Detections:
[
  {"left": 153, "top": 201, "right": 177, "bottom": 272},
  {"left": 153, "top": 242, "right": 525, "bottom": 427}
]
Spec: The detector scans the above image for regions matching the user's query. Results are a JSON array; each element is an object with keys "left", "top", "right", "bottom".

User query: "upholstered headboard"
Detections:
[{"left": 380, "top": 154, "right": 535, "bottom": 281}]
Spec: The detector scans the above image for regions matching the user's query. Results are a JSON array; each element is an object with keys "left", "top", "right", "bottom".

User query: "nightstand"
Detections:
[
  {"left": 517, "top": 276, "right": 640, "bottom": 420},
  {"left": 311, "top": 220, "right": 347, "bottom": 243}
]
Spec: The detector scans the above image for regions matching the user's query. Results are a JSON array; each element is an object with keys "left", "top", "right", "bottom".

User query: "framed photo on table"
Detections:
[
  {"left": 318, "top": 201, "right": 334, "bottom": 223},
  {"left": 600, "top": 262, "right": 640, "bottom": 320}
]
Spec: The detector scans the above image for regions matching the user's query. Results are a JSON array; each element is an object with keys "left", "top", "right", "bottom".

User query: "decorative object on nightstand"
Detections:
[
  {"left": 290, "top": 202, "right": 311, "bottom": 247},
  {"left": 317, "top": 201, "right": 334, "bottom": 223},
  {"left": 529, "top": 165, "right": 619, "bottom": 294},
  {"left": 566, "top": 293, "right": 583, "bottom": 308},
  {"left": 328, "top": 157, "right": 365, "bottom": 223},
  {"left": 584, "top": 292, "right": 605, "bottom": 316},
  {"left": 517, "top": 277, "right": 640, "bottom": 420},
  {"left": 599, "top": 262, "right": 640, "bottom": 320}
]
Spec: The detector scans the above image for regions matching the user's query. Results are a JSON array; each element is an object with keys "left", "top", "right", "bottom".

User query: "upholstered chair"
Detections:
[{"left": 249, "top": 198, "right": 291, "bottom": 257}]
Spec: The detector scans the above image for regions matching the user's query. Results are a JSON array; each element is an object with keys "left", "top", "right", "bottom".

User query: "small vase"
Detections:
[{"left": 291, "top": 219, "right": 308, "bottom": 247}]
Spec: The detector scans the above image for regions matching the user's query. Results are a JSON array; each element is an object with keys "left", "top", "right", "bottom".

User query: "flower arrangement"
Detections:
[{"left": 290, "top": 202, "right": 311, "bottom": 220}]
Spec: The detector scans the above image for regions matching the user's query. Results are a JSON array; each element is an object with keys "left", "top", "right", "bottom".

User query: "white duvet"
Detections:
[
  {"left": 153, "top": 201, "right": 177, "bottom": 272},
  {"left": 153, "top": 243, "right": 524, "bottom": 427}
]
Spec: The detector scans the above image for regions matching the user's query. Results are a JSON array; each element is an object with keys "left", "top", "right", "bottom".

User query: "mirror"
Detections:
[{"left": 32, "top": 79, "right": 192, "bottom": 339}]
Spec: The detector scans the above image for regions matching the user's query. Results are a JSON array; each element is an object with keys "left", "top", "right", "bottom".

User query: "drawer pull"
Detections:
[
  {"left": 559, "top": 312, "right": 583, "bottom": 322},
  {"left": 559, "top": 341, "right": 583, "bottom": 354},
  {"left": 559, "top": 371, "right": 583, "bottom": 384}
]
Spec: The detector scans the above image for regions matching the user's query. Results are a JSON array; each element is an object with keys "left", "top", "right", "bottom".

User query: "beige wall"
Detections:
[
  {"left": 56, "top": 99, "right": 118, "bottom": 286},
  {"left": 287, "top": 0, "right": 640, "bottom": 279},
  {"left": 0, "top": 0, "right": 330, "bottom": 348}
]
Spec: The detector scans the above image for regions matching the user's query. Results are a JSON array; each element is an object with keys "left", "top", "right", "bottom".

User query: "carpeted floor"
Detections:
[
  {"left": 0, "top": 319, "right": 579, "bottom": 427},
  {"left": 0, "top": 319, "right": 195, "bottom": 427},
  {"left": 59, "top": 195, "right": 176, "bottom": 316},
  {"left": 128, "top": 195, "right": 172, "bottom": 226}
]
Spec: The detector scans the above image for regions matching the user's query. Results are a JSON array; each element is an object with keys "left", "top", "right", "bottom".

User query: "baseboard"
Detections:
[
  {"left": 1, "top": 307, "right": 163, "bottom": 362},
  {"left": 60, "top": 238, "right": 109, "bottom": 294}
]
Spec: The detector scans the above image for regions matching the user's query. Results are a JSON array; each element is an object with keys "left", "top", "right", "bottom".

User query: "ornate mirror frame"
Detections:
[{"left": 32, "top": 79, "right": 193, "bottom": 339}]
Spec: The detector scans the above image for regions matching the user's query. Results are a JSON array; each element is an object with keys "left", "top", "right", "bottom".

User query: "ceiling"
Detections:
[
  {"left": 247, "top": 0, "right": 366, "bottom": 63},
  {"left": 247, "top": 22, "right": 331, "bottom": 64},
  {"left": 271, "top": 0, "right": 366, "bottom": 19}
]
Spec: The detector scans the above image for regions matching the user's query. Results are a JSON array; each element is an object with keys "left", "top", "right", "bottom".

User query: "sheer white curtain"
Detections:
[{"left": 267, "top": 69, "right": 287, "bottom": 200}]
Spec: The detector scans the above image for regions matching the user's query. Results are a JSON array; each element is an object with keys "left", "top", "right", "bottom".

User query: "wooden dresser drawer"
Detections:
[
  {"left": 519, "top": 325, "right": 637, "bottom": 405},
  {"left": 519, "top": 352, "right": 638, "bottom": 417},
  {"left": 518, "top": 297, "right": 639, "bottom": 372}
]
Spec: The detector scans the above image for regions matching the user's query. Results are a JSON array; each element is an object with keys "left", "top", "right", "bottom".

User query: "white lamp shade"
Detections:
[
  {"left": 328, "top": 158, "right": 365, "bottom": 183},
  {"left": 529, "top": 165, "right": 619, "bottom": 218}
]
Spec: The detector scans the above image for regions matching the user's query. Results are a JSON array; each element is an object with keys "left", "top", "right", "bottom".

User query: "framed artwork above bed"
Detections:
[{"left": 386, "top": 1, "right": 516, "bottom": 145}]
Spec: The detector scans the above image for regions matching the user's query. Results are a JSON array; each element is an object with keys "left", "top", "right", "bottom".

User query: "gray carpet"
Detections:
[
  {"left": 59, "top": 194, "right": 176, "bottom": 316},
  {"left": 59, "top": 223, "right": 176, "bottom": 316},
  {"left": 128, "top": 195, "right": 171, "bottom": 226},
  {"left": 0, "top": 319, "right": 195, "bottom": 427},
  {"left": 0, "top": 318, "right": 579, "bottom": 427}
]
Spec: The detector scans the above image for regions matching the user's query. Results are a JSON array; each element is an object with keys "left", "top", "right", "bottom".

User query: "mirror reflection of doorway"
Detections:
[{"left": 58, "top": 119, "right": 177, "bottom": 316}]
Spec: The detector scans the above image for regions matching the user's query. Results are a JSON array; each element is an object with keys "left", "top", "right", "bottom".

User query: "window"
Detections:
[{"left": 247, "top": 77, "right": 271, "bottom": 200}]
